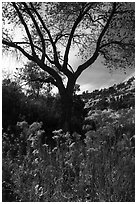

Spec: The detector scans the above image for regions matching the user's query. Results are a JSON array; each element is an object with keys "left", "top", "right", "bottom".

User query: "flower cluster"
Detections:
[{"left": 3, "top": 107, "right": 135, "bottom": 201}]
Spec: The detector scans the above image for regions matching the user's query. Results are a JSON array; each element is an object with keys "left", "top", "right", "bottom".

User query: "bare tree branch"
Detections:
[
  {"left": 63, "top": 4, "right": 93, "bottom": 70},
  {"left": 23, "top": 3, "right": 46, "bottom": 63},
  {"left": 99, "top": 40, "right": 134, "bottom": 50},
  {"left": 96, "top": 3, "right": 116, "bottom": 50},
  {"left": 74, "top": 2, "right": 117, "bottom": 78},
  {"left": 3, "top": 39, "right": 35, "bottom": 61},
  {"left": 12, "top": 3, "right": 36, "bottom": 57},
  {"left": 30, "top": 3, "right": 62, "bottom": 71},
  {"left": 12, "top": 41, "right": 55, "bottom": 64},
  {"left": 31, "top": 76, "right": 57, "bottom": 87}
]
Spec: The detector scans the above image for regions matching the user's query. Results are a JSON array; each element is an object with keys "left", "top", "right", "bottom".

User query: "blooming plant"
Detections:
[{"left": 2, "top": 107, "right": 135, "bottom": 201}]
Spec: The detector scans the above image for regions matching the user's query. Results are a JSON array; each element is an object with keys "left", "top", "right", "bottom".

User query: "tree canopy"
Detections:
[
  {"left": 2, "top": 2, "right": 135, "bottom": 131},
  {"left": 3, "top": 2, "right": 134, "bottom": 80}
]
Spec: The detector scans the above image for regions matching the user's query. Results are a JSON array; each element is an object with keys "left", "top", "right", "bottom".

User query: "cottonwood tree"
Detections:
[
  {"left": 2, "top": 2, "right": 135, "bottom": 131},
  {"left": 15, "top": 61, "right": 54, "bottom": 98}
]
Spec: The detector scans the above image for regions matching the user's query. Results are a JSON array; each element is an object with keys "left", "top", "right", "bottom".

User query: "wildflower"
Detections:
[
  {"left": 42, "top": 143, "right": 49, "bottom": 148},
  {"left": 69, "top": 142, "right": 75, "bottom": 149},
  {"left": 35, "top": 184, "right": 39, "bottom": 194},
  {"left": 37, "top": 130, "right": 45, "bottom": 137},
  {"left": 53, "top": 129, "right": 63, "bottom": 135},
  {"left": 52, "top": 136, "right": 60, "bottom": 148},
  {"left": 32, "top": 149, "right": 39, "bottom": 155},
  {"left": 116, "top": 140, "right": 126, "bottom": 151},
  {"left": 17, "top": 121, "right": 29, "bottom": 136},
  {"left": 52, "top": 147, "right": 58, "bottom": 153},
  {"left": 72, "top": 132, "right": 81, "bottom": 140},
  {"left": 65, "top": 161, "right": 73, "bottom": 168},
  {"left": 34, "top": 173, "right": 37, "bottom": 177},
  {"left": 17, "top": 121, "right": 28, "bottom": 129},
  {"left": 28, "top": 122, "right": 43, "bottom": 134},
  {"left": 87, "top": 147, "right": 98, "bottom": 152},
  {"left": 39, "top": 186, "right": 43, "bottom": 197},
  {"left": 34, "top": 158, "right": 39, "bottom": 164},
  {"left": 64, "top": 132, "right": 71, "bottom": 139}
]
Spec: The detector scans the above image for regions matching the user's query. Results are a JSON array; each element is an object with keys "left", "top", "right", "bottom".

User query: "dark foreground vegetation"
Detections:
[{"left": 2, "top": 77, "right": 135, "bottom": 202}]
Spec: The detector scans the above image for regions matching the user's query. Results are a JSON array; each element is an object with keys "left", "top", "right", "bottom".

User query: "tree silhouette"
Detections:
[
  {"left": 15, "top": 61, "right": 53, "bottom": 98},
  {"left": 2, "top": 2, "right": 135, "bottom": 131}
]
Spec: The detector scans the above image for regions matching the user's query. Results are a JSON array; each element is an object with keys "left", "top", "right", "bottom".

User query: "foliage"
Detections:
[
  {"left": 2, "top": 78, "right": 26, "bottom": 130},
  {"left": 3, "top": 106, "right": 135, "bottom": 201},
  {"left": 2, "top": 2, "right": 135, "bottom": 70},
  {"left": 15, "top": 61, "right": 54, "bottom": 98},
  {"left": 2, "top": 76, "right": 85, "bottom": 146},
  {"left": 2, "top": 2, "right": 135, "bottom": 130},
  {"left": 2, "top": 77, "right": 59, "bottom": 133}
]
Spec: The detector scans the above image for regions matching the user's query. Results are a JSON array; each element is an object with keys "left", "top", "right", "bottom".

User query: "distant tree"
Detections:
[
  {"left": 15, "top": 61, "right": 53, "bottom": 98},
  {"left": 2, "top": 78, "right": 25, "bottom": 130},
  {"left": 73, "top": 84, "right": 80, "bottom": 95},
  {"left": 2, "top": 2, "right": 135, "bottom": 131}
]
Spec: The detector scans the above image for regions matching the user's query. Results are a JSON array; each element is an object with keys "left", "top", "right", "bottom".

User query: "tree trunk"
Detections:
[
  {"left": 57, "top": 76, "right": 76, "bottom": 132},
  {"left": 60, "top": 92, "right": 73, "bottom": 132}
]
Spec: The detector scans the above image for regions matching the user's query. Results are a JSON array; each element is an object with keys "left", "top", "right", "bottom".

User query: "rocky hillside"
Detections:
[
  {"left": 81, "top": 76, "right": 135, "bottom": 112},
  {"left": 81, "top": 76, "right": 135, "bottom": 135}
]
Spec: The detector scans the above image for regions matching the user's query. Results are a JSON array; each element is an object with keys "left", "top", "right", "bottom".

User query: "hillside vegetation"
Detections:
[{"left": 2, "top": 76, "right": 135, "bottom": 202}]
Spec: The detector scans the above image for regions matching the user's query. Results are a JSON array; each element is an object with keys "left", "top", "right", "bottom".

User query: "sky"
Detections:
[
  {"left": 68, "top": 50, "right": 135, "bottom": 93},
  {"left": 77, "top": 60, "right": 134, "bottom": 93}
]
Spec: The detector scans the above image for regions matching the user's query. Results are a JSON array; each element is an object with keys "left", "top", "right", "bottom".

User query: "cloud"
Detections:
[
  {"left": 75, "top": 56, "right": 135, "bottom": 92},
  {"left": 79, "top": 83, "right": 96, "bottom": 93}
]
